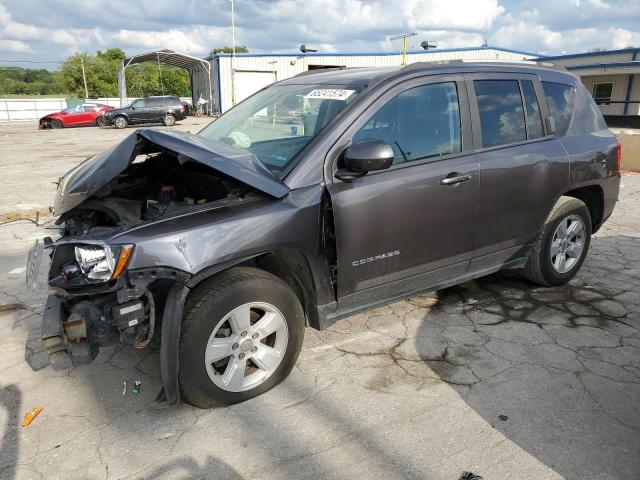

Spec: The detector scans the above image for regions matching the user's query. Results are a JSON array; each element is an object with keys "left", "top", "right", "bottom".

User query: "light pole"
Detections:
[
  {"left": 80, "top": 57, "right": 89, "bottom": 98},
  {"left": 230, "top": 0, "right": 237, "bottom": 105},
  {"left": 390, "top": 32, "right": 417, "bottom": 66}
]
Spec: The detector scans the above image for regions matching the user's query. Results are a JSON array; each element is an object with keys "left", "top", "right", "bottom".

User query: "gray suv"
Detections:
[{"left": 28, "top": 62, "right": 620, "bottom": 408}]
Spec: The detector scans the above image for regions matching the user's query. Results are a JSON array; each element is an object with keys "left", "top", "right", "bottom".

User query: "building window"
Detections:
[{"left": 592, "top": 82, "right": 613, "bottom": 105}]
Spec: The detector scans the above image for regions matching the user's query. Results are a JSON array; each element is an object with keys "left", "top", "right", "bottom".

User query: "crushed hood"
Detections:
[{"left": 53, "top": 129, "right": 289, "bottom": 216}]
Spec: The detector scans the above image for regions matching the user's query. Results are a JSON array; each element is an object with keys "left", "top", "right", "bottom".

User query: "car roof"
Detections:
[{"left": 279, "top": 61, "right": 576, "bottom": 88}]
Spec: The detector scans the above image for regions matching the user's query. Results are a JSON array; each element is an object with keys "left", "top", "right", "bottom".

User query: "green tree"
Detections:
[
  {"left": 60, "top": 48, "right": 190, "bottom": 98},
  {"left": 210, "top": 45, "right": 249, "bottom": 54},
  {"left": 0, "top": 66, "right": 69, "bottom": 95}
]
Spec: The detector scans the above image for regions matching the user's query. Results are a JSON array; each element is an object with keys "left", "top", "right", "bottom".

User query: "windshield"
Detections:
[{"left": 198, "top": 84, "right": 361, "bottom": 176}]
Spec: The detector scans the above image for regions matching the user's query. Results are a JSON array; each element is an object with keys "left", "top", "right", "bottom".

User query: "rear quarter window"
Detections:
[{"left": 542, "top": 82, "right": 576, "bottom": 137}]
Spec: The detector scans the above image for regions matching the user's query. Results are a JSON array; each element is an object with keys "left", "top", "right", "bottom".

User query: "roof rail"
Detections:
[
  {"left": 293, "top": 66, "right": 348, "bottom": 78},
  {"left": 402, "top": 58, "right": 567, "bottom": 71}
]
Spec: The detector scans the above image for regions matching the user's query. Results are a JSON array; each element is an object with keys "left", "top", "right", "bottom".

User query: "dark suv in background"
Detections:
[
  {"left": 101, "top": 95, "right": 187, "bottom": 128},
  {"left": 29, "top": 62, "right": 620, "bottom": 408}
]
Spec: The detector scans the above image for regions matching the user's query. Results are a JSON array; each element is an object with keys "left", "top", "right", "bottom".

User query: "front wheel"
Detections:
[
  {"left": 50, "top": 119, "right": 63, "bottom": 129},
  {"left": 179, "top": 267, "right": 305, "bottom": 408},
  {"left": 113, "top": 116, "right": 128, "bottom": 129},
  {"left": 524, "top": 196, "right": 592, "bottom": 286}
]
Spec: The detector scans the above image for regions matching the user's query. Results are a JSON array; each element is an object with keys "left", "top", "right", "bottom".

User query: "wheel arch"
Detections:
[
  {"left": 185, "top": 247, "right": 322, "bottom": 329},
  {"left": 562, "top": 184, "right": 604, "bottom": 233}
]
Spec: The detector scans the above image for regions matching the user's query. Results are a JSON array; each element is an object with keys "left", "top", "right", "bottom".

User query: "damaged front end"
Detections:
[{"left": 31, "top": 128, "right": 289, "bottom": 369}]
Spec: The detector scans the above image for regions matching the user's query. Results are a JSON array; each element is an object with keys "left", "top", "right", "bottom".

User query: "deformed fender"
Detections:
[{"left": 159, "top": 282, "right": 190, "bottom": 406}]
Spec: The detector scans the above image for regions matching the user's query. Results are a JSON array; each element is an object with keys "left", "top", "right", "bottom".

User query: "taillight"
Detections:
[{"left": 616, "top": 141, "right": 622, "bottom": 172}]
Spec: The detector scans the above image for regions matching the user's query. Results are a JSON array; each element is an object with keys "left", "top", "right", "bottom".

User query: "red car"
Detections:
[{"left": 39, "top": 103, "right": 113, "bottom": 129}]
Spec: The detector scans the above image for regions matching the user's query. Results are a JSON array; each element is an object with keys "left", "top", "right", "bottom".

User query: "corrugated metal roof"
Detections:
[{"left": 123, "top": 49, "right": 210, "bottom": 71}]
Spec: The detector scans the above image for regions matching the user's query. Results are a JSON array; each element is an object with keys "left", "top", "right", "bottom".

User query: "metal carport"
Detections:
[{"left": 118, "top": 49, "right": 213, "bottom": 113}]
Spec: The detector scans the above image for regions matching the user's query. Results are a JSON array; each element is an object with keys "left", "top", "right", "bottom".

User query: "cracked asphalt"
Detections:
[{"left": 0, "top": 121, "right": 639, "bottom": 480}]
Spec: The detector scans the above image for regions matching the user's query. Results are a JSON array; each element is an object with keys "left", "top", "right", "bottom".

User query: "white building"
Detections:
[
  {"left": 208, "top": 46, "right": 539, "bottom": 113},
  {"left": 538, "top": 48, "right": 640, "bottom": 124}
]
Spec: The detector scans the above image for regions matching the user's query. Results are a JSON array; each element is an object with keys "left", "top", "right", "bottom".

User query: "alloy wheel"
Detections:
[
  {"left": 550, "top": 214, "right": 585, "bottom": 274},
  {"left": 204, "top": 302, "right": 288, "bottom": 392}
]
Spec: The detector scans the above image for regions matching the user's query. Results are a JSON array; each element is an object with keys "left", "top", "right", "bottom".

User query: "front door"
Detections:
[
  {"left": 129, "top": 99, "right": 147, "bottom": 123},
  {"left": 326, "top": 77, "right": 479, "bottom": 308}
]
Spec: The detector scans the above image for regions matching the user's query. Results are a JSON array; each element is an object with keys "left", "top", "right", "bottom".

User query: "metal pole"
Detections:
[
  {"left": 402, "top": 37, "right": 407, "bottom": 66},
  {"left": 4, "top": 94, "right": 10, "bottom": 122},
  {"left": 80, "top": 58, "right": 89, "bottom": 99},
  {"left": 230, "top": 0, "right": 236, "bottom": 106},
  {"left": 390, "top": 32, "right": 416, "bottom": 66}
]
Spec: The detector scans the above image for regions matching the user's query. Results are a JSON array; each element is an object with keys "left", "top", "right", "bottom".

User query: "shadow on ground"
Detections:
[{"left": 414, "top": 234, "right": 640, "bottom": 479}]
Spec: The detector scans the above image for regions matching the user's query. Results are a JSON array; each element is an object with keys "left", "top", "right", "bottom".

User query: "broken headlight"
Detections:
[{"left": 74, "top": 244, "right": 133, "bottom": 281}]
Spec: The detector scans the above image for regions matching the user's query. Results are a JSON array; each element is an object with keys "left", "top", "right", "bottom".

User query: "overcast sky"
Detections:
[{"left": 1, "top": 0, "right": 639, "bottom": 67}]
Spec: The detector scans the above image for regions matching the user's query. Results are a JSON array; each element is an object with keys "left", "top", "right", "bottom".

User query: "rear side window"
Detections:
[
  {"left": 542, "top": 82, "right": 575, "bottom": 137},
  {"left": 521, "top": 80, "right": 544, "bottom": 139},
  {"left": 147, "top": 98, "right": 162, "bottom": 108},
  {"left": 474, "top": 80, "right": 526, "bottom": 147},
  {"left": 353, "top": 82, "right": 461, "bottom": 165}
]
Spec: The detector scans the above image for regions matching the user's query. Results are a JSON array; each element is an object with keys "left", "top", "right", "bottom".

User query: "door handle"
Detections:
[{"left": 440, "top": 173, "right": 472, "bottom": 186}]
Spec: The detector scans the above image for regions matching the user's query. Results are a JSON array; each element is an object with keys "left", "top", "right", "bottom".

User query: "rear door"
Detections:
[
  {"left": 466, "top": 73, "right": 569, "bottom": 270},
  {"left": 326, "top": 75, "right": 479, "bottom": 307}
]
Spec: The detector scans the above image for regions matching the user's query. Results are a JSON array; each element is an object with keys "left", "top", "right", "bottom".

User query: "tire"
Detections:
[
  {"left": 162, "top": 114, "right": 176, "bottom": 127},
  {"left": 113, "top": 116, "right": 128, "bottom": 129},
  {"left": 179, "top": 267, "right": 305, "bottom": 408},
  {"left": 50, "top": 119, "right": 63, "bottom": 129},
  {"left": 96, "top": 115, "right": 105, "bottom": 127},
  {"left": 524, "top": 196, "right": 592, "bottom": 286}
]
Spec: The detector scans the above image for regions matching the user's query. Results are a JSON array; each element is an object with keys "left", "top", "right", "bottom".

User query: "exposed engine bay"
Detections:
[
  {"left": 58, "top": 149, "right": 252, "bottom": 237},
  {"left": 37, "top": 129, "right": 282, "bottom": 368}
]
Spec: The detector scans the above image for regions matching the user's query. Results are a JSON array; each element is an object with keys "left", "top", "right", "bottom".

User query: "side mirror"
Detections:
[
  {"left": 335, "top": 139, "right": 394, "bottom": 181},
  {"left": 130, "top": 105, "right": 136, "bottom": 110},
  {"left": 545, "top": 115, "right": 556, "bottom": 135}
]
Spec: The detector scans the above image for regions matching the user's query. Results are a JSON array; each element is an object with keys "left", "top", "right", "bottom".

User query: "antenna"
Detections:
[
  {"left": 390, "top": 32, "right": 417, "bottom": 65},
  {"left": 482, "top": 17, "right": 489, "bottom": 47}
]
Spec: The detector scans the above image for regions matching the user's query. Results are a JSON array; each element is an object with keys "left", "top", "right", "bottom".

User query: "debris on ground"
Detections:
[
  {"left": 458, "top": 472, "right": 483, "bottom": 480},
  {"left": 0, "top": 303, "right": 27, "bottom": 313},
  {"left": 122, "top": 381, "right": 127, "bottom": 397},
  {"left": 21, "top": 406, "right": 43, "bottom": 426},
  {"left": 0, "top": 208, "right": 51, "bottom": 226},
  {"left": 132, "top": 380, "right": 142, "bottom": 395},
  {"left": 498, "top": 415, "right": 509, "bottom": 421}
]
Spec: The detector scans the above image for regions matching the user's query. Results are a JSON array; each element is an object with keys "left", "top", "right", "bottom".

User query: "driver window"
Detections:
[
  {"left": 353, "top": 82, "right": 461, "bottom": 164},
  {"left": 132, "top": 99, "right": 146, "bottom": 108}
]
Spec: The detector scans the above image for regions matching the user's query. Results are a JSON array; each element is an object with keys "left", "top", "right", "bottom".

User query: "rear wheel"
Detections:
[
  {"left": 524, "top": 196, "right": 591, "bottom": 286},
  {"left": 113, "top": 116, "right": 127, "bottom": 129},
  {"left": 50, "top": 119, "right": 63, "bottom": 129},
  {"left": 162, "top": 114, "right": 176, "bottom": 126},
  {"left": 179, "top": 267, "right": 305, "bottom": 408}
]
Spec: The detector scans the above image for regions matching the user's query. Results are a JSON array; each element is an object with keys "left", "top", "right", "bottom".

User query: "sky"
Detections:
[{"left": 0, "top": 0, "right": 639, "bottom": 67}]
